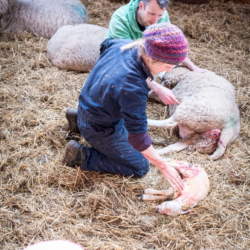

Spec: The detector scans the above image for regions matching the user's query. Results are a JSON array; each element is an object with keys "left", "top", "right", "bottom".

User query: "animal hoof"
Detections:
[{"left": 141, "top": 189, "right": 145, "bottom": 194}]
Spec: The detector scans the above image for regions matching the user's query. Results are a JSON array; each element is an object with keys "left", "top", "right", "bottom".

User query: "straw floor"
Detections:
[{"left": 0, "top": 0, "right": 249, "bottom": 249}]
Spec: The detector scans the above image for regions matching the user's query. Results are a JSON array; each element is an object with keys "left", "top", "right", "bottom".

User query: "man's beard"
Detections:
[{"left": 137, "top": 11, "right": 147, "bottom": 27}]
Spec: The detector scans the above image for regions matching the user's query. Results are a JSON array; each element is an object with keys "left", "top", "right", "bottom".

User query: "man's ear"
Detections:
[{"left": 138, "top": 1, "right": 144, "bottom": 11}]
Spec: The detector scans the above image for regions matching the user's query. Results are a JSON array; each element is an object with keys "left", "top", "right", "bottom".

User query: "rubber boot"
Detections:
[
  {"left": 65, "top": 107, "right": 80, "bottom": 133},
  {"left": 62, "top": 140, "right": 86, "bottom": 168}
]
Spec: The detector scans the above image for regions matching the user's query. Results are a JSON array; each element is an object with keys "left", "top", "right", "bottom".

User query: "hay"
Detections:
[{"left": 0, "top": 0, "right": 249, "bottom": 249}]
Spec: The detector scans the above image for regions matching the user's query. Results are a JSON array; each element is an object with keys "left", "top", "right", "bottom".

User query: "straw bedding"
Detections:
[{"left": 0, "top": 0, "right": 249, "bottom": 249}]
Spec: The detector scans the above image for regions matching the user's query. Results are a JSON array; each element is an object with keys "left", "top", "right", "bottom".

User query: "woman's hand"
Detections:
[
  {"left": 156, "top": 87, "right": 179, "bottom": 105},
  {"left": 141, "top": 145, "right": 184, "bottom": 191},
  {"left": 157, "top": 162, "right": 183, "bottom": 191},
  {"left": 146, "top": 79, "right": 179, "bottom": 105}
]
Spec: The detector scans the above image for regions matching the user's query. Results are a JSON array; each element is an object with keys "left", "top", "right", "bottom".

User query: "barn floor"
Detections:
[{"left": 0, "top": 0, "right": 249, "bottom": 249}]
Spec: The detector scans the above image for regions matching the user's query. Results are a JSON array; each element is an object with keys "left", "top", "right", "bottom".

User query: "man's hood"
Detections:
[{"left": 127, "top": 0, "right": 141, "bottom": 33}]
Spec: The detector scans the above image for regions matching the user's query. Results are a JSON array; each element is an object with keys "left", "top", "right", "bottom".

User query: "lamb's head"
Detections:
[
  {"left": 174, "top": 161, "right": 204, "bottom": 178},
  {"left": 202, "top": 129, "right": 221, "bottom": 141},
  {"left": 186, "top": 129, "right": 222, "bottom": 155},
  {"left": 156, "top": 200, "right": 183, "bottom": 216}
]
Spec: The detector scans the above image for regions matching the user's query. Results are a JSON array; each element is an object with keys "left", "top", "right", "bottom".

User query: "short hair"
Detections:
[{"left": 142, "top": 0, "right": 170, "bottom": 9}]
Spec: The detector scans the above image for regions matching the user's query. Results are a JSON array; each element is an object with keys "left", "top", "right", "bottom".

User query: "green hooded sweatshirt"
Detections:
[{"left": 106, "top": 0, "right": 170, "bottom": 40}]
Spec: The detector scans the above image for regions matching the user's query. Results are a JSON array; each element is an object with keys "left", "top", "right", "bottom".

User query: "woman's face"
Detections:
[{"left": 147, "top": 59, "right": 174, "bottom": 76}]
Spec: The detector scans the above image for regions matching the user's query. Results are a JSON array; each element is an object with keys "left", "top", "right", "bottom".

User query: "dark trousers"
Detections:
[{"left": 77, "top": 110, "right": 149, "bottom": 178}]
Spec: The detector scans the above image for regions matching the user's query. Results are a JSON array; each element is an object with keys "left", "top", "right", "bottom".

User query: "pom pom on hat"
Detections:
[{"left": 143, "top": 23, "right": 188, "bottom": 65}]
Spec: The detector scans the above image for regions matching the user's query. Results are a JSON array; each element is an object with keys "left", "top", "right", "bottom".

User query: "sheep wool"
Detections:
[
  {"left": 148, "top": 66, "right": 240, "bottom": 160},
  {"left": 1, "top": 0, "right": 88, "bottom": 38},
  {"left": 47, "top": 24, "right": 108, "bottom": 72},
  {"left": 0, "top": 0, "right": 13, "bottom": 15}
]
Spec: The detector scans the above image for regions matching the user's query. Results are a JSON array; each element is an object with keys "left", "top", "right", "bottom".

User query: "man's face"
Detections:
[{"left": 137, "top": 0, "right": 165, "bottom": 27}]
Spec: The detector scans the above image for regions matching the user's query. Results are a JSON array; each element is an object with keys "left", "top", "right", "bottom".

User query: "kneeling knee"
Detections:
[{"left": 132, "top": 162, "right": 150, "bottom": 178}]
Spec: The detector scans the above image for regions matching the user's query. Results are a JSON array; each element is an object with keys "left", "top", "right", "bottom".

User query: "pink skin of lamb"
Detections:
[{"left": 143, "top": 160, "right": 210, "bottom": 216}]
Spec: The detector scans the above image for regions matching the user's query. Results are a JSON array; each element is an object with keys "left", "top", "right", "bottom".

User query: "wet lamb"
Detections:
[
  {"left": 47, "top": 24, "right": 108, "bottom": 72},
  {"left": 1, "top": 0, "right": 88, "bottom": 38},
  {"left": 140, "top": 159, "right": 210, "bottom": 216},
  {"left": 148, "top": 66, "right": 240, "bottom": 160}
]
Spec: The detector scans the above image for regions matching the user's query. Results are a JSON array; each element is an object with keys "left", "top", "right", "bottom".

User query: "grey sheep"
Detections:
[
  {"left": 1, "top": 0, "right": 88, "bottom": 38},
  {"left": 47, "top": 24, "right": 108, "bottom": 72},
  {"left": 0, "top": 0, "right": 12, "bottom": 15},
  {"left": 0, "top": 0, "right": 7, "bottom": 15},
  {"left": 148, "top": 66, "right": 240, "bottom": 160}
]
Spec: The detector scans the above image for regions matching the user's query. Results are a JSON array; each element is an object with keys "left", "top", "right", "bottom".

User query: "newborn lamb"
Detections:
[
  {"left": 148, "top": 66, "right": 240, "bottom": 160},
  {"left": 139, "top": 159, "right": 210, "bottom": 216}
]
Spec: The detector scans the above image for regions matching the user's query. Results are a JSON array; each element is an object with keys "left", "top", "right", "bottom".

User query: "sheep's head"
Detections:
[{"left": 156, "top": 200, "right": 183, "bottom": 216}]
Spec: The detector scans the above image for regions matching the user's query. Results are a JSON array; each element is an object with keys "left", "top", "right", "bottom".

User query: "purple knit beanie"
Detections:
[{"left": 143, "top": 23, "right": 188, "bottom": 65}]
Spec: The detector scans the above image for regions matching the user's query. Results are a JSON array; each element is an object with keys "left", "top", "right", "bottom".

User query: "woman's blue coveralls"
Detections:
[{"left": 77, "top": 39, "right": 153, "bottom": 177}]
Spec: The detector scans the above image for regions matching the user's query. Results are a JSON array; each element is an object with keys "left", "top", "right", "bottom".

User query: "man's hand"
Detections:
[
  {"left": 182, "top": 57, "right": 210, "bottom": 73},
  {"left": 191, "top": 65, "right": 210, "bottom": 73}
]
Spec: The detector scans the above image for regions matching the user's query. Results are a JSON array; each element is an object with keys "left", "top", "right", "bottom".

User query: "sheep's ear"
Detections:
[
  {"left": 181, "top": 210, "right": 191, "bottom": 214},
  {"left": 158, "top": 71, "right": 166, "bottom": 80}
]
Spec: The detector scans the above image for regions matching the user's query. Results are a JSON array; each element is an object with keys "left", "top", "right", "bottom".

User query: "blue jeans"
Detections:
[{"left": 77, "top": 110, "right": 149, "bottom": 177}]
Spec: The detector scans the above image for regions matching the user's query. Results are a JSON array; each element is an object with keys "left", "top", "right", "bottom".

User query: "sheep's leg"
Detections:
[
  {"left": 139, "top": 194, "right": 170, "bottom": 201},
  {"left": 176, "top": 195, "right": 197, "bottom": 210},
  {"left": 139, "top": 187, "right": 174, "bottom": 201},
  {"left": 148, "top": 116, "right": 178, "bottom": 129},
  {"left": 157, "top": 141, "right": 189, "bottom": 155},
  {"left": 210, "top": 122, "right": 240, "bottom": 160},
  {"left": 142, "top": 187, "right": 174, "bottom": 196}
]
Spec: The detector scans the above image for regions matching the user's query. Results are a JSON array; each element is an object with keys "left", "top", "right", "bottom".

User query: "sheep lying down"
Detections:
[
  {"left": 148, "top": 66, "right": 240, "bottom": 160},
  {"left": 0, "top": 0, "right": 13, "bottom": 15},
  {"left": 1, "top": 0, "right": 88, "bottom": 38},
  {"left": 47, "top": 24, "right": 108, "bottom": 72},
  {"left": 139, "top": 160, "right": 210, "bottom": 216}
]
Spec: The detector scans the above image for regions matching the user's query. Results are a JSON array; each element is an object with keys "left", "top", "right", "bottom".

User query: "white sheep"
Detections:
[
  {"left": 23, "top": 240, "right": 85, "bottom": 250},
  {"left": 1, "top": 0, "right": 88, "bottom": 38},
  {"left": 148, "top": 66, "right": 240, "bottom": 160},
  {"left": 47, "top": 24, "right": 108, "bottom": 72}
]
